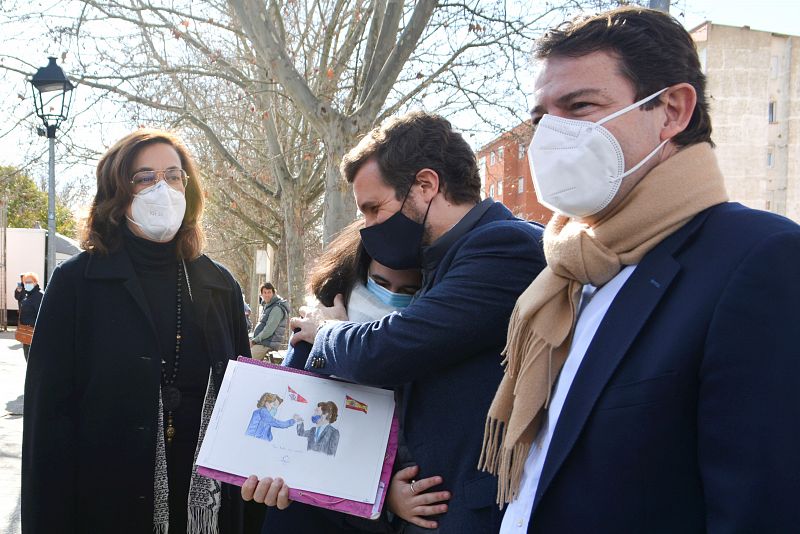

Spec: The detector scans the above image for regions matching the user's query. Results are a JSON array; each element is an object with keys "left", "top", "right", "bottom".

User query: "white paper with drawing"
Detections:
[{"left": 197, "top": 361, "right": 395, "bottom": 502}]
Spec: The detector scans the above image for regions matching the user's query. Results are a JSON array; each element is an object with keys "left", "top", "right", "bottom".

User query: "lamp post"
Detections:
[{"left": 30, "top": 57, "right": 74, "bottom": 286}]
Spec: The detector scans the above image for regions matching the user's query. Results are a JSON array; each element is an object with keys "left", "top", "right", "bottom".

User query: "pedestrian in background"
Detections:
[
  {"left": 243, "top": 297, "right": 253, "bottom": 332},
  {"left": 22, "top": 129, "right": 261, "bottom": 534},
  {"left": 250, "top": 282, "right": 289, "bottom": 361},
  {"left": 14, "top": 271, "right": 43, "bottom": 361}
]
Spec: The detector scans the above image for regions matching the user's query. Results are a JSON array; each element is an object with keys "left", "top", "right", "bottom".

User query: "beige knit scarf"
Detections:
[{"left": 478, "top": 143, "right": 729, "bottom": 504}]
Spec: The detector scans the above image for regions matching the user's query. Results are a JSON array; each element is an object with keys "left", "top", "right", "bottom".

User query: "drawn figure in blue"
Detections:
[
  {"left": 245, "top": 392, "right": 297, "bottom": 441},
  {"left": 295, "top": 401, "right": 340, "bottom": 456}
]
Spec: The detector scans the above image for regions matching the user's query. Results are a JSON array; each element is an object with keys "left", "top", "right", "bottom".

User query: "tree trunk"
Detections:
[
  {"left": 322, "top": 127, "right": 357, "bottom": 244},
  {"left": 280, "top": 185, "right": 307, "bottom": 315}
]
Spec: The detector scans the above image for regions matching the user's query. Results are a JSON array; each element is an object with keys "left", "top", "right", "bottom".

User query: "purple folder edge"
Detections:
[{"left": 196, "top": 356, "right": 399, "bottom": 520}]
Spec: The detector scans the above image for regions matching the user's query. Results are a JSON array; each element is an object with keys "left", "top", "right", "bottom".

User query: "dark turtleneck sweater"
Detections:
[{"left": 123, "top": 224, "right": 209, "bottom": 533}]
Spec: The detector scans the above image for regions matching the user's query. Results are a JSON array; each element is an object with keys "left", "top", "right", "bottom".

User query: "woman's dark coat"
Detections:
[{"left": 21, "top": 247, "right": 263, "bottom": 533}]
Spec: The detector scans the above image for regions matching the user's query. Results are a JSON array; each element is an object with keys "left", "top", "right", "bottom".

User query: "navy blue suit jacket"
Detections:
[
  {"left": 307, "top": 202, "right": 545, "bottom": 532},
  {"left": 527, "top": 203, "right": 800, "bottom": 533}
]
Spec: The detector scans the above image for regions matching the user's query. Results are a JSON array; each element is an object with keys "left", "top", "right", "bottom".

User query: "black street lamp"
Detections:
[{"left": 30, "top": 56, "right": 75, "bottom": 285}]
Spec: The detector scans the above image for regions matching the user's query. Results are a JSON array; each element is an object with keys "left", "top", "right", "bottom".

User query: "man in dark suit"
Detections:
[
  {"left": 480, "top": 7, "right": 800, "bottom": 533},
  {"left": 296, "top": 401, "right": 340, "bottom": 456},
  {"left": 243, "top": 112, "right": 546, "bottom": 533}
]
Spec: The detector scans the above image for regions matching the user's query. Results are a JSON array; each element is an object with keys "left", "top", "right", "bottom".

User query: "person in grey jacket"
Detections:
[{"left": 250, "top": 282, "right": 289, "bottom": 360}]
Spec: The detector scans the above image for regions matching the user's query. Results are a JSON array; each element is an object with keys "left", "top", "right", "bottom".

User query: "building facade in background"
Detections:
[
  {"left": 477, "top": 121, "right": 552, "bottom": 223},
  {"left": 692, "top": 22, "right": 799, "bottom": 221}
]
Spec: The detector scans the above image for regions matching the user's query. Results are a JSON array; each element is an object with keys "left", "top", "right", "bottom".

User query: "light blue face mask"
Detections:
[
  {"left": 366, "top": 277, "right": 414, "bottom": 308},
  {"left": 24, "top": 283, "right": 35, "bottom": 292}
]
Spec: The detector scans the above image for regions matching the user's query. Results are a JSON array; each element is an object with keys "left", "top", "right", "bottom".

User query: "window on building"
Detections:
[
  {"left": 498, "top": 146, "right": 504, "bottom": 161},
  {"left": 518, "top": 143, "right": 526, "bottom": 160},
  {"left": 518, "top": 176, "right": 524, "bottom": 193},
  {"left": 767, "top": 148, "right": 774, "bottom": 168},
  {"left": 768, "top": 101, "right": 777, "bottom": 123},
  {"left": 498, "top": 180, "right": 503, "bottom": 196},
  {"left": 489, "top": 184, "right": 495, "bottom": 197},
  {"left": 490, "top": 151, "right": 496, "bottom": 165}
]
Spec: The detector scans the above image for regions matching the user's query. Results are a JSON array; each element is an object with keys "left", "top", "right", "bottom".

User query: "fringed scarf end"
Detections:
[
  {"left": 188, "top": 507, "right": 218, "bottom": 534},
  {"left": 478, "top": 416, "right": 505, "bottom": 473},
  {"left": 494, "top": 441, "right": 531, "bottom": 506}
]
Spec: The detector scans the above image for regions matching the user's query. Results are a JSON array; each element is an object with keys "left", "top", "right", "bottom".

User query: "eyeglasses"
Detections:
[{"left": 130, "top": 169, "right": 188, "bottom": 190}]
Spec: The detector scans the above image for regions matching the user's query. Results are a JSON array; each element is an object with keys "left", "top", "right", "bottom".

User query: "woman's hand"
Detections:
[
  {"left": 241, "top": 475, "right": 293, "bottom": 509},
  {"left": 387, "top": 465, "right": 450, "bottom": 529}
]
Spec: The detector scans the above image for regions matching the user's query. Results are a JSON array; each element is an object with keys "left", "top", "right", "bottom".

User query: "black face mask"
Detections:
[{"left": 360, "top": 185, "right": 433, "bottom": 270}]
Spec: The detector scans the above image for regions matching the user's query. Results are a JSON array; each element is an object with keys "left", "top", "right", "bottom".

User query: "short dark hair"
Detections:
[
  {"left": 318, "top": 401, "right": 338, "bottom": 424},
  {"left": 260, "top": 282, "right": 275, "bottom": 293},
  {"left": 82, "top": 129, "right": 205, "bottom": 258},
  {"left": 341, "top": 111, "right": 481, "bottom": 204},
  {"left": 535, "top": 6, "right": 713, "bottom": 148}
]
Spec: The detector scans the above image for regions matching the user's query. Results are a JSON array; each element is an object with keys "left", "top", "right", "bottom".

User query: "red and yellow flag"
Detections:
[{"left": 345, "top": 395, "right": 368, "bottom": 414}]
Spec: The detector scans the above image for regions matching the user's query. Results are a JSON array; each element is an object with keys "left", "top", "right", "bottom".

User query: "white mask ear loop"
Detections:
[
  {"left": 596, "top": 87, "right": 668, "bottom": 126},
  {"left": 597, "top": 87, "right": 670, "bottom": 179},
  {"left": 620, "top": 137, "right": 670, "bottom": 179}
]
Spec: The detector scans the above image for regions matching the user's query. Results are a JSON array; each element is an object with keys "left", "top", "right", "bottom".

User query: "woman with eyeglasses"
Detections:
[{"left": 22, "top": 129, "right": 262, "bottom": 534}]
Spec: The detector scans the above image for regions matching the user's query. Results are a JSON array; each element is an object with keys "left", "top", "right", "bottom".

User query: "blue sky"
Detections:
[{"left": 677, "top": 0, "right": 798, "bottom": 36}]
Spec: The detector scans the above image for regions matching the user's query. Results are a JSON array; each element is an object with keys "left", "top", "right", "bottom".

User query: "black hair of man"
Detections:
[
  {"left": 535, "top": 6, "right": 713, "bottom": 148},
  {"left": 341, "top": 111, "right": 481, "bottom": 204}
]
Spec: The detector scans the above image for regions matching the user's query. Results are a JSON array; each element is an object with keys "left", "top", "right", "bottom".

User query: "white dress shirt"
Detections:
[{"left": 500, "top": 265, "right": 636, "bottom": 532}]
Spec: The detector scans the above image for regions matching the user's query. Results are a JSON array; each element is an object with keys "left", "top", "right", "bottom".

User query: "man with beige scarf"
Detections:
[{"left": 480, "top": 7, "right": 800, "bottom": 533}]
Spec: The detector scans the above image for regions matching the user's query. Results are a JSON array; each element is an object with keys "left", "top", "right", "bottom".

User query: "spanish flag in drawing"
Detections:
[{"left": 345, "top": 395, "right": 368, "bottom": 414}]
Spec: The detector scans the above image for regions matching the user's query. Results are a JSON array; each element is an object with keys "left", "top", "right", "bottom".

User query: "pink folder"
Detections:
[{"left": 197, "top": 356, "right": 399, "bottom": 519}]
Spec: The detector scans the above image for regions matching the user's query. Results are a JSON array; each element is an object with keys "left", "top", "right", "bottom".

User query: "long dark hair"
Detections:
[
  {"left": 307, "top": 219, "right": 370, "bottom": 307},
  {"left": 81, "top": 129, "right": 205, "bottom": 258}
]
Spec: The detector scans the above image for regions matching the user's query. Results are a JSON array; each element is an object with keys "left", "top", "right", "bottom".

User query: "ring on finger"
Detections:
[{"left": 410, "top": 480, "right": 417, "bottom": 494}]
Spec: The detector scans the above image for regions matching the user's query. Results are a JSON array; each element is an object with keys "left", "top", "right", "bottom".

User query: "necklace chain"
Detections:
[
  {"left": 162, "top": 260, "right": 190, "bottom": 446},
  {"left": 161, "top": 261, "right": 184, "bottom": 386}
]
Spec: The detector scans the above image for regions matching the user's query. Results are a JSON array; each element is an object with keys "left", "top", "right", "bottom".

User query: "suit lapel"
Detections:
[{"left": 531, "top": 210, "right": 712, "bottom": 513}]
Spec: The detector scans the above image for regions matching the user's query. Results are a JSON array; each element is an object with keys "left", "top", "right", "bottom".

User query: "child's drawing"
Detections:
[
  {"left": 295, "top": 401, "right": 340, "bottom": 456},
  {"left": 197, "top": 361, "right": 396, "bottom": 502},
  {"left": 245, "top": 392, "right": 297, "bottom": 441}
]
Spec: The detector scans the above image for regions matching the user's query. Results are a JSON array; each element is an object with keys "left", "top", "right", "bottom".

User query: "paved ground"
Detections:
[{"left": 0, "top": 330, "right": 25, "bottom": 534}]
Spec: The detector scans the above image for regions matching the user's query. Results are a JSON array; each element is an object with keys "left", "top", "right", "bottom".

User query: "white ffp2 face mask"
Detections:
[
  {"left": 529, "top": 88, "right": 669, "bottom": 218},
  {"left": 127, "top": 180, "right": 187, "bottom": 242}
]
